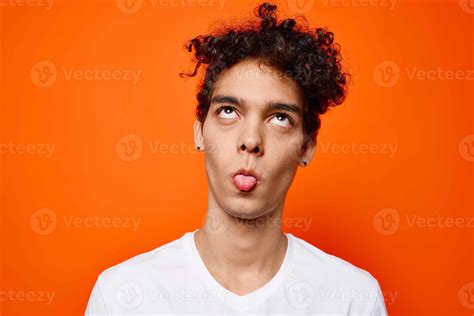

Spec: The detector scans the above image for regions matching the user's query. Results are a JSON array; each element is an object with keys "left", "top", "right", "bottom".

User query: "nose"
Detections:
[{"left": 238, "top": 118, "right": 264, "bottom": 156}]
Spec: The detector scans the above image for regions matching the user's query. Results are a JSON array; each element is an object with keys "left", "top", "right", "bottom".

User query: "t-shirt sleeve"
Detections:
[
  {"left": 85, "top": 275, "right": 109, "bottom": 315},
  {"left": 371, "top": 280, "right": 388, "bottom": 316}
]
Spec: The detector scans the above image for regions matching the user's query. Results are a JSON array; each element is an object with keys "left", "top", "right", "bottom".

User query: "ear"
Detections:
[
  {"left": 194, "top": 119, "right": 204, "bottom": 151},
  {"left": 299, "top": 136, "right": 316, "bottom": 167}
]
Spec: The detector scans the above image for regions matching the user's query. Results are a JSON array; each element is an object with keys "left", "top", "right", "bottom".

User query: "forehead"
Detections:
[{"left": 211, "top": 59, "right": 303, "bottom": 108}]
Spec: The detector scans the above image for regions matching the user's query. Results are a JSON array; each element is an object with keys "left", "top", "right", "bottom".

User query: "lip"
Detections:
[{"left": 231, "top": 168, "right": 261, "bottom": 181}]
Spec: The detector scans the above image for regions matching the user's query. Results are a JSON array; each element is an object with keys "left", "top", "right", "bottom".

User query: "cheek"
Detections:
[
  {"left": 284, "top": 136, "right": 306, "bottom": 163},
  {"left": 267, "top": 135, "right": 304, "bottom": 166},
  {"left": 272, "top": 161, "right": 297, "bottom": 185},
  {"left": 203, "top": 119, "right": 225, "bottom": 151},
  {"left": 203, "top": 132, "right": 230, "bottom": 183},
  {"left": 203, "top": 122, "right": 236, "bottom": 162},
  {"left": 264, "top": 144, "right": 300, "bottom": 187}
]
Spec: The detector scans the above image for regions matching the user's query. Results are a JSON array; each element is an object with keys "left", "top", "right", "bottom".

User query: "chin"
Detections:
[{"left": 223, "top": 200, "right": 268, "bottom": 220}]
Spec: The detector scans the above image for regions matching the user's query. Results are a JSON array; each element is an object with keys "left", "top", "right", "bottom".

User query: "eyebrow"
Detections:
[{"left": 210, "top": 95, "right": 302, "bottom": 117}]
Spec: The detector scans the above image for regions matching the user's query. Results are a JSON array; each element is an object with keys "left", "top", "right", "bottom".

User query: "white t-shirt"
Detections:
[{"left": 85, "top": 229, "right": 387, "bottom": 315}]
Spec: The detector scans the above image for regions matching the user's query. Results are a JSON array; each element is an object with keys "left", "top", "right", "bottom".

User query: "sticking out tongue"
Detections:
[{"left": 233, "top": 174, "right": 257, "bottom": 192}]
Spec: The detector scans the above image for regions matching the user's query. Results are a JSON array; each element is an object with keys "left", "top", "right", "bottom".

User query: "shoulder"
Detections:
[
  {"left": 288, "top": 233, "right": 381, "bottom": 291},
  {"left": 287, "top": 234, "right": 387, "bottom": 314},
  {"left": 85, "top": 232, "right": 191, "bottom": 314},
  {"left": 97, "top": 232, "right": 189, "bottom": 286}
]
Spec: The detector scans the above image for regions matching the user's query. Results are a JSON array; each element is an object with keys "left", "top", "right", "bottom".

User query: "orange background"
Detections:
[{"left": 1, "top": 0, "right": 473, "bottom": 314}]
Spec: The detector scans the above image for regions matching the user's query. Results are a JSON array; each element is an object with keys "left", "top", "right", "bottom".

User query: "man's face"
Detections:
[{"left": 194, "top": 59, "right": 315, "bottom": 220}]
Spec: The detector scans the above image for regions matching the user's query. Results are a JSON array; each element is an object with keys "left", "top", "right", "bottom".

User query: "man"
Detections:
[{"left": 85, "top": 2, "right": 387, "bottom": 315}]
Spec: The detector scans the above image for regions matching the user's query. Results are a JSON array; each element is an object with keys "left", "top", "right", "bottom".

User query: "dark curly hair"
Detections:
[{"left": 180, "top": 2, "right": 349, "bottom": 143}]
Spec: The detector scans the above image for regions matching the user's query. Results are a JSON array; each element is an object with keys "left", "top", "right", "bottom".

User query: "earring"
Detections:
[
  {"left": 196, "top": 146, "right": 201, "bottom": 151},
  {"left": 302, "top": 160, "right": 307, "bottom": 166}
]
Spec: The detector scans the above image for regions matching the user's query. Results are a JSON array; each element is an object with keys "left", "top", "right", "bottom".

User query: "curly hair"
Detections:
[{"left": 180, "top": 2, "right": 349, "bottom": 143}]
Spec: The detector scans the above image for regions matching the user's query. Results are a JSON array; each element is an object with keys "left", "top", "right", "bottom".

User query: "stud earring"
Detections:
[{"left": 303, "top": 160, "right": 307, "bottom": 166}]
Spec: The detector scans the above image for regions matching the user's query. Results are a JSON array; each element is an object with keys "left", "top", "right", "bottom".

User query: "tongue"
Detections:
[{"left": 233, "top": 174, "right": 257, "bottom": 192}]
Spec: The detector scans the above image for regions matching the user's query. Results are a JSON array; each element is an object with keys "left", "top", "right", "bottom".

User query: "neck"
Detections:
[{"left": 195, "top": 200, "right": 288, "bottom": 279}]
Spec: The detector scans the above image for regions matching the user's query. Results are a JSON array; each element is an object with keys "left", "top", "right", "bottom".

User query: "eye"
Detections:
[
  {"left": 216, "top": 106, "right": 239, "bottom": 119},
  {"left": 269, "top": 113, "right": 293, "bottom": 128}
]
